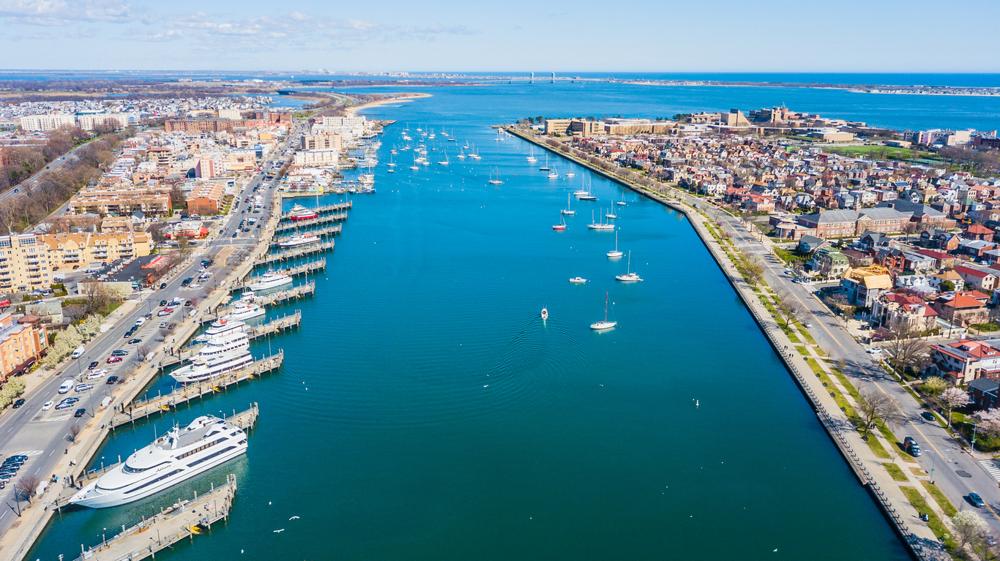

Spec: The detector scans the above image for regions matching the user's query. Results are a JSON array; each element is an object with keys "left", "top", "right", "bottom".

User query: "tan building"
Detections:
[
  {"left": 302, "top": 132, "right": 342, "bottom": 152},
  {"left": 77, "top": 113, "right": 132, "bottom": 131},
  {"left": 544, "top": 118, "right": 572, "bottom": 136},
  {"left": 0, "top": 234, "right": 53, "bottom": 291},
  {"left": 19, "top": 113, "right": 75, "bottom": 132},
  {"left": 293, "top": 150, "right": 339, "bottom": 167},
  {"left": 187, "top": 182, "right": 228, "bottom": 215},
  {"left": 40, "top": 231, "right": 151, "bottom": 271},
  {"left": 69, "top": 186, "right": 172, "bottom": 216},
  {"left": 0, "top": 312, "right": 47, "bottom": 380}
]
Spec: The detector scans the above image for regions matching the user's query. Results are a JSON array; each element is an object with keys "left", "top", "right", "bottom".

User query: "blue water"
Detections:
[{"left": 29, "top": 78, "right": 993, "bottom": 560}]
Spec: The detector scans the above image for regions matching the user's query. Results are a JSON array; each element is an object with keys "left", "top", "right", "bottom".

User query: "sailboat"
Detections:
[
  {"left": 605, "top": 208, "right": 617, "bottom": 220},
  {"left": 526, "top": 147, "right": 537, "bottom": 164},
  {"left": 547, "top": 169, "right": 559, "bottom": 179},
  {"left": 438, "top": 152, "right": 450, "bottom": 166},
  {"left": 590, "top": 292, "right": 617, "bottom": 331},
  {"left": 587, "top": 209, "right": 614, "bottom": 231},
  {"left": 488, "top": 168, "right": 503, "bottom": 185},
  {"left": 552, "top": 215, "right": 567, "bottom": 231},
  {"left": 457, "top": 149, "right": 467, "bottom": 160},
  {"left": 577, "top": 178, "right": 597, "bottom": 201},
  {"left": 607, "top": 229, "right": 623, "bottom": 259},
  {"left": 615, "top": 251, "right": 643, "bottom": 282},
  {"left": 468, "top": 145, "right": 481, "bottom": 160},
  {"left": 539, "top": 154, "right": 550, "bottom": 172},
  {"left": 616, "top": 194, "right": 627, "bottom": 207},
  {"left": 561, "top": 193, "right": 576, "bottom": 216},
  {"left": 409, "top": 155, "right": 419, "bottom": 171}
]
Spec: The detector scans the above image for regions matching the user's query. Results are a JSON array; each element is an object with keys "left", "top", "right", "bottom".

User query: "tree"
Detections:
[
  {"left": 940, "top": 280, "right": 956, "bottom": 292},
  {"left": 940, "top": 386, "right": 971, "bottom": 428},
  {"left": 13, "top": 473, "right": 40, "bottom": 504},
  {"left": 857, "top": 389, "right": 898, "bottom": 440},
  {"left": 742, "top": 257, "right": 764, "bottom": 286},
  {"left": 921, "top": 376, "right": 948, "bottom": 397},
  {"left": 953, "top": 510, "right": 989, "bottom": 552},
  {"left": 884, "top": 323, "right": 928, "bottom": 376},
  {"left": 774, "top": 292, "right": 803, "bottom": 330},
  {"left": 975, "top": 408, "right": 1000, "bottom": 439}
]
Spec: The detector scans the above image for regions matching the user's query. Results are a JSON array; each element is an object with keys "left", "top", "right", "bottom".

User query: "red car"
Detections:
[{"left": 106, "top": 356, "right": 123, "bottom": 364}]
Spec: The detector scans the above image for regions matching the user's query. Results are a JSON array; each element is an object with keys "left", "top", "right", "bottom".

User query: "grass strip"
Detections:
[{"left": 883, "top": 463, "right": 908, "bottom": 482}]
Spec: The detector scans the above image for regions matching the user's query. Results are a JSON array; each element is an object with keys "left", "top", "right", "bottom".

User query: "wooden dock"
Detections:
[
  {"left": 111, "top": 352, "right": 283, "bottom": 429},
  {"left": 237, "top": 259, "right": 325, "bottom": 287},
  {"left": 256, "top": 240, "right": 334, "bottom": 266},
  {"left": 72, "top": 473, "right": 238, "bottom": 561},
  {"left": 270, "top": 224, "right": 342, "bottom": 245},
  {"left": 274, "top": 212, "right": 348, "bottom": 233},
  {"left": 280, "top": 201, "right": 352, "bottom": 221},
  {"left": 253, "top": 282, "right": 315, "bottom": 306}
]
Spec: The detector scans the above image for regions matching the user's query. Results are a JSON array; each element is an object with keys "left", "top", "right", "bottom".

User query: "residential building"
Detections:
[
  {"left": 809, "top": 247, "right": 850, "bottom": 278},
  {"left": 933, "top": 291, "right": 990, "bottom": 326},
  {"left": 187, "top": 182, "right": 227, "bottom": 215},
  {"left": 928, "top": 339, "right": 1000, "bottom": 384},
  {"left": 18, "top": 113, "right": 75, "bottom": 132},
  {"left": 870, "top": 291, "right": 938, "bottom": 333},
  {"left": 0, "top": 312, "right": 47, "bottom": 380},
  {"left": 0, "top": 234, "right": 53, "bottom": 292},
  {"left": 841, "top": 265, "right": 893, "bottom": 308}
]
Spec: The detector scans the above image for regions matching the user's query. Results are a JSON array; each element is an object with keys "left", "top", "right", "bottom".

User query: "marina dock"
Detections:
[
  {"left": 111, "top": 352, "right": 283, "bottom": 429},
  {"left": 248, "top": 282, "right": 315, "bottom": 307},
  {"left": 161, "top": 313, "right": 302, "bottom": 367},
  {"left": 72, "top": 474, "right": 238, "bottom": 561},
  {"left": 237, "top": 259, "right": 325, "bottom": 287},
  {"left": 279, "top": 201, "right": 352, "bottom": 221},
  {"left": 271, "top": 223, "right": 342, "bottom": 244},
  {"left": 274, "top": 212, "right": 348, "bottom": 233},
  {"left": 255, "top": 240, "right": 334, "bottom": 266}
]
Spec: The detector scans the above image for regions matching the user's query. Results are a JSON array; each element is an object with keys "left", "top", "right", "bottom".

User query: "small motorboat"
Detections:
[
  {"left": 540, "top": 308, "right": 549, "bottom": 320},
  {"left": 552, "top": 223, "right": 567, "bottom": 232},
  {"left": 568, "top": 277, "right": 588, "bottom": 285}
]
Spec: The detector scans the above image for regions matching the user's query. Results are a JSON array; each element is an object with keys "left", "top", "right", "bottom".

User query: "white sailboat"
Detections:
[
  {"left": 539, "top": 154, "right": 550, "bottom": 172},
  {"left": 607, "top": 228, "right": 623, "bottom": 259},
  {"left": 615, "top": 251, "right": 643, "bottom": 283},
  {"left": 526, "top": 147, "right": 537, "bottom": 164},
  {"left": 488, "top": 168, "right": 503, "bottom": 185},
  {"left": 561, "top": 193, "right": 576, "bottom": 216},
  {"left": 438, "top": 152, "right": 450, "bottom": 166},
  {"left": 547, "top": 169, "right": 559, "bottom": 179},
  {"left": 590, "top": 292, "right": 617, "bottom": 331},
  {"left": 587, "top": 209, "right": 614, "bottom": 231}
]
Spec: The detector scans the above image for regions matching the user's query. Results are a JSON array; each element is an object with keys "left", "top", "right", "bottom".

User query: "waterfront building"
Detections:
[{"left": 0, "top": 312, "right": 47, "bottom": 380}]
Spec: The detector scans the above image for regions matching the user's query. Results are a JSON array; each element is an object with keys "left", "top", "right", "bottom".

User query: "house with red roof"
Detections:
[
  {"left": 932, "top": 291, "right": 990, "bottom": 327},
  {"left": 964, "top": 223, "right": 995, "bottom": 242},
  {"left": 954, "top": 265, "right": 998, "bottom": 292},
  {"left": 870, "top": 291, "right": 938, "bottom": 333},
  {"left": 928, "top": 339, "right": 1000, "bottom": 384}
]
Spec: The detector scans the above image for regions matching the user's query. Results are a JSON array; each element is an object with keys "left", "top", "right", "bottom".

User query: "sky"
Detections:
[{"left": 1, "top": 0, "right": 999, "bottom": 73}]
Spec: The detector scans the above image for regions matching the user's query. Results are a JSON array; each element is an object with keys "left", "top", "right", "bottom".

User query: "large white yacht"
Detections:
[
  {"left": 223, "top": 298, "right": 265, "bottom": 323},
  {"left": 170, "top": 319, "right": 253, "bottom": 384},
  {"left": 247, "top": 272, "right": 292, "bottom": 292},
  {"left": 69, "top": 416, "right": 248, "bottom": 508},
  {"left": 277, "top": 233, "right": 319, "bottom": 249}
]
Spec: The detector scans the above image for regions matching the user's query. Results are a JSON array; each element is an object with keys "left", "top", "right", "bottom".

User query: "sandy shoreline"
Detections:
[{"left": 346, "top": 92, "right": 432, "bottom": 116}]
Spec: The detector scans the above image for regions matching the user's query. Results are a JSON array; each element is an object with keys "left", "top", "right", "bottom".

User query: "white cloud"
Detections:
[{"left": 0, "top": 0, "right": 131, "bottom": 24}]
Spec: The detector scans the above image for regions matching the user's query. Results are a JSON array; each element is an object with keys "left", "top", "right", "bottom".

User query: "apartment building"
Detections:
[
  {"left": 302, "top": 132, "right": 342, "bottom": 152},
  {"left": 69, "top": 186, "right": 172, "bottom": 216},
  {"left": 0, "top": 234, "right": 53, "bottom": 291},
  {"left": 0, "top": 312, "right": 47, "bottom": 380},
  {"left": 40, "top": 231, "right": 152, "bottom": 271},
  {"left": 187, "top": 182, "right": 227, "bottom": 215},
  {"left": 18, "top": 113, "right": 76, "bottom": 132}
]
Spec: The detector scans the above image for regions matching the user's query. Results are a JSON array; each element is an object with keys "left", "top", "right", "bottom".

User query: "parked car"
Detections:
[
  {"left": 74, "top": 408, "right": 87, "bottom": 418},
  {"left": 111, "top": 349, "right": 128, "bottom": 357},
  {"left": 87, "top": 361, "right": 99, "bottom": 370},
  {"left": 11, "top": 398, "right": 25, "bottom": 409},
  {"left": 55, "top": 397, "right": 79, "bottom": 410},
  {"left": 903, "top": 436, "right": 922, "bottom": 457},
  {"left": 921, "top": 411, "right": 936, "bottom": 422},
  {"left": 74, "top": 383, "right": 93, "bottom": 393},
  {"left": 41, "top": 400, "right": 54, "bottom": 411},
  {"left": 106, "top": 356, "right": 123, "bottom": 364},
  {"left": 106, "top": 375, "right": 120, "bottom": 385}
]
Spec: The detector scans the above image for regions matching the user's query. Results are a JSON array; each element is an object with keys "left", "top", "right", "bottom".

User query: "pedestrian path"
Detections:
[{"left": 979, "top": 460, "right": 1000, "bottom": 483}]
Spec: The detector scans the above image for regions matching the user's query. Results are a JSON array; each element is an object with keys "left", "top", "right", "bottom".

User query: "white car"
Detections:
[
  {"left": 134, "top": 317, "right": 146, "bottom": 327},
  {"left": 41, "top": 400, "right": 54, "bottom": 411},
  {"left": 86, "top": 368, "right": 108, "bottom": 380}
]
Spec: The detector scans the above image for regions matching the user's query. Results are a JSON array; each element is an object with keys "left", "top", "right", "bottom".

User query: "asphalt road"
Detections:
[
  {"left": 0, "top": 123, "right": 303, "bottom": 534},
  {"left": 0, "top": 145, "right": 85, "bottom": 206},
  {"left": 697, "top": 201, "right": 1000, "bottom": 534}
]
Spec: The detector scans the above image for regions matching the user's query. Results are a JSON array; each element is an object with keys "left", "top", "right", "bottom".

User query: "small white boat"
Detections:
[
  {"left": 527, "top": 147, "right": 537, "bottom": 164},
  {"left": 605, "top": 210, "right": 617, "bottom": 220},
  {"left": 590, "top": 292, "right": 617, "bottom": 331},
  {"left": 566, "top": 171, "right": 575, "bottom": 178},
  {"left": 615, "top": 251, "right": 643, "bottom": 283},
  {"left": 547, "top": 170, "right": 559, "bottom": 180},
  {"left": 488, "top": 168, "right": 503, "bottom": 185},
  {"left": 607, "top": 229, "right": 623, "bottom": 259},
  {"left": 568, "top": 277, "right": 588, "bottom": 285},
  {"left": 587, "top": 210, "right": 614, "bottom": 231},
  {"left": 540, "top": 307, "right": 549, "bottom": 320},
  {"left": 561, "top": 193, "right": 576, "bottom": 216}
]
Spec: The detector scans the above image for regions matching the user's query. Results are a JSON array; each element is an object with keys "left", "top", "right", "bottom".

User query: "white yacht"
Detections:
[
  {"left": 69, "top": 416, "right": 248, "bottom": 508},
  {"left": 170, "top": 319, "right": 253, "bottom": 384},
  {"left": 247, "top": 272, "right": 292, "bottom": 292},
  {"left": 278, "top": 233, "right": 319, "bottom": 248},
  {"left": 223, "top": 298, "right": 265, "bottom": 323},
  {"left": 615, "top": 251, "right": 643, "bottom": 283}
]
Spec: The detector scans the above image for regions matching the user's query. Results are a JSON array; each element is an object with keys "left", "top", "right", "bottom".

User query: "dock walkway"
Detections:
[
  {"left": 110, "top": 352, "right": 283, "bottom": 429},
  {"left": 274, "top": 212, "right": 348, "bottom": 233},
  {"left": 72, "top": 474, "right": 238, "bottom": 561},
  {"left": 271, "top": 224, "right": 342, "bottom": 244},
  {"left": 237, "top": 259, "right": 324, "bottom": 286},
  {"left": 255, "top": 240, "right": 334, "bottom": 266},
  {"left": 279, "top": 201, "right": 351, "bottom": 221}
]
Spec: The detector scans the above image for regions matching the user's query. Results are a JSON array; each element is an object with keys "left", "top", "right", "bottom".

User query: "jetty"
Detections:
[
  {"left": 255, "top": 240, "right": 334, "bottom": 266},
  {"left": 111, "top": 352, "right": 283, "bottom": 429},
  {"left": 274, "top": 212, "right": 348, "bottom": 233},
  {"left": 270, "top": 224, "right": 342, "bottom": 245},
  {"left": 71, "top": 474, "right": 238, "bottom": 561},
  {"left": 279, "top": 201, "right": 352, "bottom": 221},
  {"left": 237, "top": 259, "right": 325, "bottom": 287}
]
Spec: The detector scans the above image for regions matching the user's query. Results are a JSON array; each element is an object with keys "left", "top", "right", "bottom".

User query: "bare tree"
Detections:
[
  {"left": 13, "top": 474, "right": 40, "bottom": 504},
  {"left": 857, "top": 389, "right": 898, "bottom": 440},
  {"left": 136, "top": 344, "right": 151, "bottom": 362},
  {"left": 774, "top": 292, "right": 803, "bottom": 330},
  {"left": 884, "top": 323, "right": 928, "bottom": 376}
]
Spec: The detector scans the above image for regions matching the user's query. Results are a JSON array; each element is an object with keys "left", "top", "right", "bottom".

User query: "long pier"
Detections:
[
  {"left": 72, "top": 474, "right": 238, "bottom": 561},
  {"left": 252, "top": 282, "right": 315, "bottom": 307},
  {"left": 279, "top": 201, "right": 352, "bottom": 221},
  {"left": 110, "top": 352, "right": 283, "bottom": 429},
  {"left": 270, "top": 224, "right": 342, "bottom": 245},
  {"left": 275, "top": 212, "right": 348, "bottom": 233},
  {"left": 161, "top": 313, "right": 301, "bottom": 367},
  {"left": 237, "top": 259, "right": 325, "bottom": 286},
  {"left": 255, "top": 240, "right": 334, "bottom": 266}
]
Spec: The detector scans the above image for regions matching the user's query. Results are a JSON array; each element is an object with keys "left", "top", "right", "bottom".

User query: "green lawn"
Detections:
[
  {"left": 899, "top": 486, "right": 955, "bottom": 551},
  {"left": 920, "top": 480, "right": 958, "bottom": 517},
  {"left": 883, "top": 463, "right": 908, "bottom": 482},
  {"left": 824, "top": 145, "right": 939, "bottom": 162}
]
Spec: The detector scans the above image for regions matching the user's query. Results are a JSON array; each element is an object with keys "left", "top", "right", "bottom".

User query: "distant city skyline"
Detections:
[{"left": 1, "top": 0, "right": 998, "bottom": 72}]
